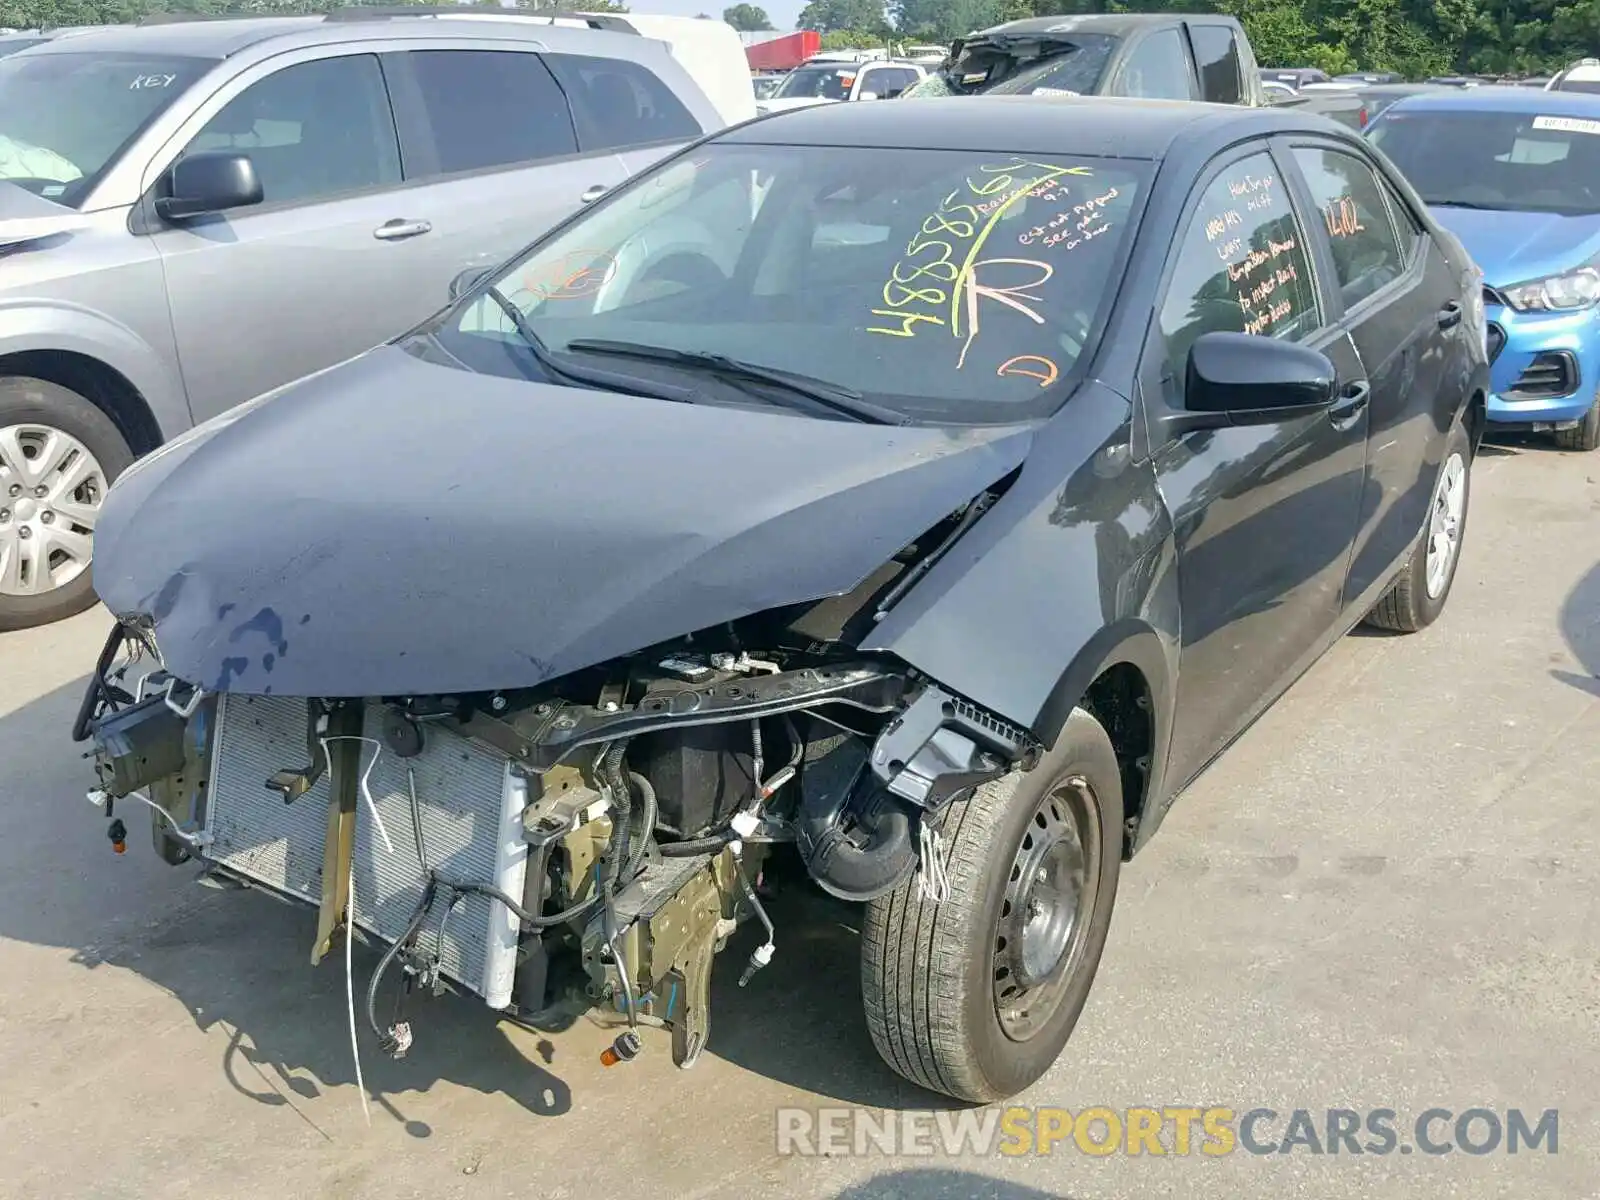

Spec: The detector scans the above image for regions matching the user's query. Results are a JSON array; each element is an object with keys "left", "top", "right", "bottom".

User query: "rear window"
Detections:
[
  {"left": 1190, "top": 25, "right": 1243, "bottom": 104},
  {"left": 545, "top": 53, "right": 702, "bottom": 151},
  {"left": 408, "top": 50, "right": 577, "bottom": 174},
  {"left": 910, "top": 34, "right": 1119, "bottom": 99},
  {"left": 1369, "top": 108, "right": 1600, "bottom": 215}
]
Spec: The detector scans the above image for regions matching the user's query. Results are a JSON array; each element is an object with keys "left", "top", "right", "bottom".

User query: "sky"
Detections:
[{"left": 603, "top": 1, "right": 808, "bottom": 32}]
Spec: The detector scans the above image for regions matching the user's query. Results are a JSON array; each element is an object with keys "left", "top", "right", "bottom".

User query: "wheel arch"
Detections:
[
  {"left": 1032, "top": 619, "right": 1176, "bottom": 859},
  {"left": 0, "top": 304, "right": 192, "bottom": 458}
]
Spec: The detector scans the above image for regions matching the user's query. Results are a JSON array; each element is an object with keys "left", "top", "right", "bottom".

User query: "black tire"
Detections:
[
  {"left": 1364, "top": 419, "right": 1472, "bottom": 633},
  {"left": 1553, "top": 393, "right": 1600, "bottom": 451},
  {"left": 860, "top": 707, "right": 1124, "bottom": 1103},
  {"left": 0, "top": 377, "right": 133, "bottom": 632}
]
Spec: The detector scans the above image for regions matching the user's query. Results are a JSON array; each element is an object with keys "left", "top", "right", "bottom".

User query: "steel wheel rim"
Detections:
[
  {"left": 0, "top": 423, "right": 107, "bottom": 597},
  {"left": 993, "top": 777, "right": 1101, "bottom": 1042},
  {"left": 1424, "top": 451, "right": 1467, "bottom": 600}
]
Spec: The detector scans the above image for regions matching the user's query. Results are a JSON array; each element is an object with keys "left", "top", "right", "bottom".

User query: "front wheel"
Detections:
[
  {"left": 0, "top": 377, "right": 131, "bottom": 631},
  {"left": 1553, "top": 393, "right": 1600, "bottom": 452},
  {"left": 1363, "top": 419, "right": 1471, "bottom": 634},
  {"left": 860, "top": 708, "right": 1124, "bottom": 1102}
]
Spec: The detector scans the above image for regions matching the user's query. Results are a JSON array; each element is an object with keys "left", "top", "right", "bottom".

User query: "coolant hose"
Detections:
[{"left": 797, "top": 782, "right": 916, "bottom": 903}]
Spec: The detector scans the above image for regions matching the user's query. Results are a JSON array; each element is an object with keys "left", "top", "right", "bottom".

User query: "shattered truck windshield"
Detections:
[
  {"left": 903, "top": 33, "right": 1119, "bottom": 98},
  {"left": 436, "top": 142, "right": 1148, "bottom": 424}
]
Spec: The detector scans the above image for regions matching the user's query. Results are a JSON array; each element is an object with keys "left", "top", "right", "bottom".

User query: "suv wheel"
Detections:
[
  {"left": 0, "top": 377, "right": 132, "bottom": 631},
  {"left": 860, "top": 708, "right": 1124, "bottom": 1102}
]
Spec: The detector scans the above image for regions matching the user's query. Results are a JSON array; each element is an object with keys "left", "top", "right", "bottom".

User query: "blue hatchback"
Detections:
[{"left": 1367, "top": 88, "right": 1600, "bottom": 449}]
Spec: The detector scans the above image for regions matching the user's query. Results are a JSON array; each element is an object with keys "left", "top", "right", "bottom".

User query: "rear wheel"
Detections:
[
  {"left": 1553, "top": 393, "right": 1600, "bottom": 452},
  {"left": 1364, "top": 419, "right": 1471, "bottom": 633},
  {"left": 0, "top": 377, "right": 131, "bottom": 631},
  {"left": 860, "top": 708, "right": 1123, "bottom": 1102}
]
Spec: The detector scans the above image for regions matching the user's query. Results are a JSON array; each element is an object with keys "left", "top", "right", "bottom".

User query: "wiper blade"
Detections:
[
  {"left": 563, "top": 338, "right": 909, "bottom": 424},
  {"left": 481, "top": 288, "right": 698, "bottom": 405},
  {"left": 1425, "top": 199, "right": 1513, "bottom": 211}
]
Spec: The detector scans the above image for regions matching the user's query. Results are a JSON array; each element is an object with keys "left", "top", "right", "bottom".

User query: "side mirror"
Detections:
[
  {"left": 448, "top": 265, "right": 495, "bottom": 302},
  {"left": 1178, "top": 331, "right": 1337, "bottom": 431},
  {"left": 156, "top": 152, "right": 262, "bottom": 222},
  {"left": 856, "top": 90, "right": 879, "bottom": 101}
]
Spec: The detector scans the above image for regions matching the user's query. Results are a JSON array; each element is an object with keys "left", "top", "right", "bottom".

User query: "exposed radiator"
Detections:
[{"left": 202, "top": 694, "right": 527, "bottom": 1007}]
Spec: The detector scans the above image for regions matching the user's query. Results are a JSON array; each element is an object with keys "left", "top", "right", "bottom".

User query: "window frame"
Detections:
[
  {"left": 1112, "top": 26, "right": 1199, "bottom": 102},
  {"left": 384, "top": 46, "right": 586, "bottom": 184},
  {"left": 1185, "top": 22, "right": 1244, "bottom": 105},
  {"left": 133, "top": 47, "right": 406, "bottom": 226},
  {"left": 1275, "top": 134, "right": 1425, "bottom": 319},
  {"left": 545, "top": 51, "right": 705, "bottom": 155},
  {"left": 1137, "top": 139, "right": 1343, "bottom": 447}
]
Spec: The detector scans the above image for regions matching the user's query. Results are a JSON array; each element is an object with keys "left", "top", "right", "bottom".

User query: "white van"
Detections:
[{"left": 499, "top": 10, "right": 758, "bottom": 125}]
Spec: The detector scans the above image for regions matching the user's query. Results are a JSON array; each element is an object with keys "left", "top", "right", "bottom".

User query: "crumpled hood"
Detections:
[
  {"left": 0, "top": 180, "right": 88, "bottom": 249},
  {"left": 1429, "top": 204, "right": 1600, "bottom": 287},
  {"left": 93, "top": 345, "right": 1033, "bottom": 698}
]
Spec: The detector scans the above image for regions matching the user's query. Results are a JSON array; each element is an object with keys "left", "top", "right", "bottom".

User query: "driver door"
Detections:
[{"left": 1142, "top": 144, "right": 1369, "bottom": 788}]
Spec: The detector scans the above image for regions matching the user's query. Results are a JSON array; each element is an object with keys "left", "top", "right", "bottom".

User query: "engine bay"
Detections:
[{"left": 73, "top": 489, "right": 1041, "bottom": 1071}]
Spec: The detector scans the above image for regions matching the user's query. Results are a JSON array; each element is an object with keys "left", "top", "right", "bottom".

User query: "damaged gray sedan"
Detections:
[{"left": 74, "top": 97, "right": 1486, "bottom": 1103}]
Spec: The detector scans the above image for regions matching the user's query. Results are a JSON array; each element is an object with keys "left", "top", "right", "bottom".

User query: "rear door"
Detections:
[
  {"left": 380, "top": 46, "right": 632, "bottom": 298},
  {"left": 1279, "top": 137, "right": 1455, "bottom": 603},
  {"left": 147, "top": 49, "right": 428, "bottom": 421},
  {"left": 1108, "top": 26, "right": 1200, "bottom": 101},
  {"left": 1142, "top": 144, "right": 1369, "bottom": 787}
]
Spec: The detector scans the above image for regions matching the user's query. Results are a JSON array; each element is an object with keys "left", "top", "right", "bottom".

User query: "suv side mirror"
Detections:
[
  {"left": 1179, "top": 331, "right": 1337, "bottom": 430},
  {"left": 156, "top": 152, "right": 263, "bottom": 222},
  {"left": 449, "top": 265, "right": 495, "bottom": 302},
  {"left": 856, "top": 90, "right": 880, "bottom": 100}
]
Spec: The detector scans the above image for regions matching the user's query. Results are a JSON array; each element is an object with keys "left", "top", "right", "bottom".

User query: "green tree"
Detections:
[
  {"left": 722, "top": 2, "right": 772, "bottom": 29},
  {"left": 797, "top": 0, "right": 887, "bottom": 35}
]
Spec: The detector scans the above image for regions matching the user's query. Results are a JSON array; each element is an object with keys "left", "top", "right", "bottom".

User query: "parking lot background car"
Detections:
[
  {"left": 755, "top": 54, "right": 925, "bottom": 112},
  {"left": 0, "top": 9, "right": 725, "bottom": 630},
  {"left": 1544, "top": 56, "right": 1600, "bottom": 94},
  {"left": 901, "top": 13, "right": 1267, "bottom": 106},
  {"left": 1367, "top": 87, "right": 1600, "bottom": 449},
  {"left": 81, "top": 96, "right": 1486, "bottom": 1105}
]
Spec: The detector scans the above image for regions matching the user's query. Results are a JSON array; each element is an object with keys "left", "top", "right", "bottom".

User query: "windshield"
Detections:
[
  {"left": 432, "top": 144, "right": 1149, "bottom": 425},
  {"left": 1554, "top": 78, "right": 1600, "bottom": 95},
  {"left": 1369, "top": 108, "right": 1600, "bottom": 215},
  {"left": 771, "top": 63, "right": 856, "bottom": 101},
  {"left": 0, "top": 51, "right": 207, "bottom": 207},
  {"left": 908, "top": 34, "right": 1118, "bottom": 99}
]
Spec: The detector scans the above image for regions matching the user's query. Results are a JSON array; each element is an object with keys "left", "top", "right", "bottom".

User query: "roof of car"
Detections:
[
  {"left": 726, "top": 94, "right": 1340, "bottom": 158},
  {"left": 1380, "top": 84, "right": 1600, "bottom": 115},
  {"left": 967, "top": 12, "right": 1237, "bottom": 40},
  {"left": 19, "top": 13, "right": 640, "bottom": 61}
]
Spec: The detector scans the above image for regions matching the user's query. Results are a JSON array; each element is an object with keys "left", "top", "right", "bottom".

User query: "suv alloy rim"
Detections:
[
  {"left": 0, "top": 423, "right": 107, "bottom": 597},
  {"left": 1424, "top": 451, "right": 1466, "bottom": 599}
]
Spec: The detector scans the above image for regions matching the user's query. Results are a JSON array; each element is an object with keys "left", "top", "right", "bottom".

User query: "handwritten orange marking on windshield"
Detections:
[
  {"left": 1324, "top": 194, "right": 1365, "bottom": 238},
  {"left": 517, "top": 250, "right": 618, "bottom": 301},
  {"left": 957, "top": 257, "right": 1052, "bottom": 369},
  {"left": 997, "top": 355, "right": 1059, "bottom": 387}
]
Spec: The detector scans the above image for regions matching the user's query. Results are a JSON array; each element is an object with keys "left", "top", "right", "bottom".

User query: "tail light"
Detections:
[{"left": 1359, "top": 106, "right": 1370, "bottom": 127}]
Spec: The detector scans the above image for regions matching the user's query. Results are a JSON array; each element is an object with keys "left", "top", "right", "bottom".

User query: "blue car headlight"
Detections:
[{"left": 1501, "top": 265, "right": 1600, "bottom": 312}]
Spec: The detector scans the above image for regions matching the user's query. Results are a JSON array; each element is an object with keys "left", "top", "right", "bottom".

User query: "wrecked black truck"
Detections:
[{"left": 70, "top": 101, "right": 1481, "bottom": 1104}]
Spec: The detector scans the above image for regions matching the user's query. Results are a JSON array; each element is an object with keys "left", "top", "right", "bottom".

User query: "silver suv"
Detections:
[{"left": 0, "top": 11, "right": 721, "bottom": 629}]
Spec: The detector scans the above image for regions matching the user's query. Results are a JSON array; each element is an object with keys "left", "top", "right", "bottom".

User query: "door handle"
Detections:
[
  {"left": 373, "top": 218, "right": 433, "bottom": 241},
  {"left": 580, "top": 184, "right": 608, "bottom": 204},
  {"left": 1437, "top": 299, "right": 1463, "bottom": 330},
  {"left": 1329, "top": 381, "right": 1370, "bottom": 428}
]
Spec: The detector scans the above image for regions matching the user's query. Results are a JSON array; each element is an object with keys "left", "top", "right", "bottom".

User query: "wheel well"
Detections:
[
  {"left": 1467, "top": 390, "right": 1487, "bottom": 455},
  {"left": 1081, "top": 662, "right": 1154, "bottom": 860},
  {"left": 0, "top": 350, "right": 165, "bottom": 457}
]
